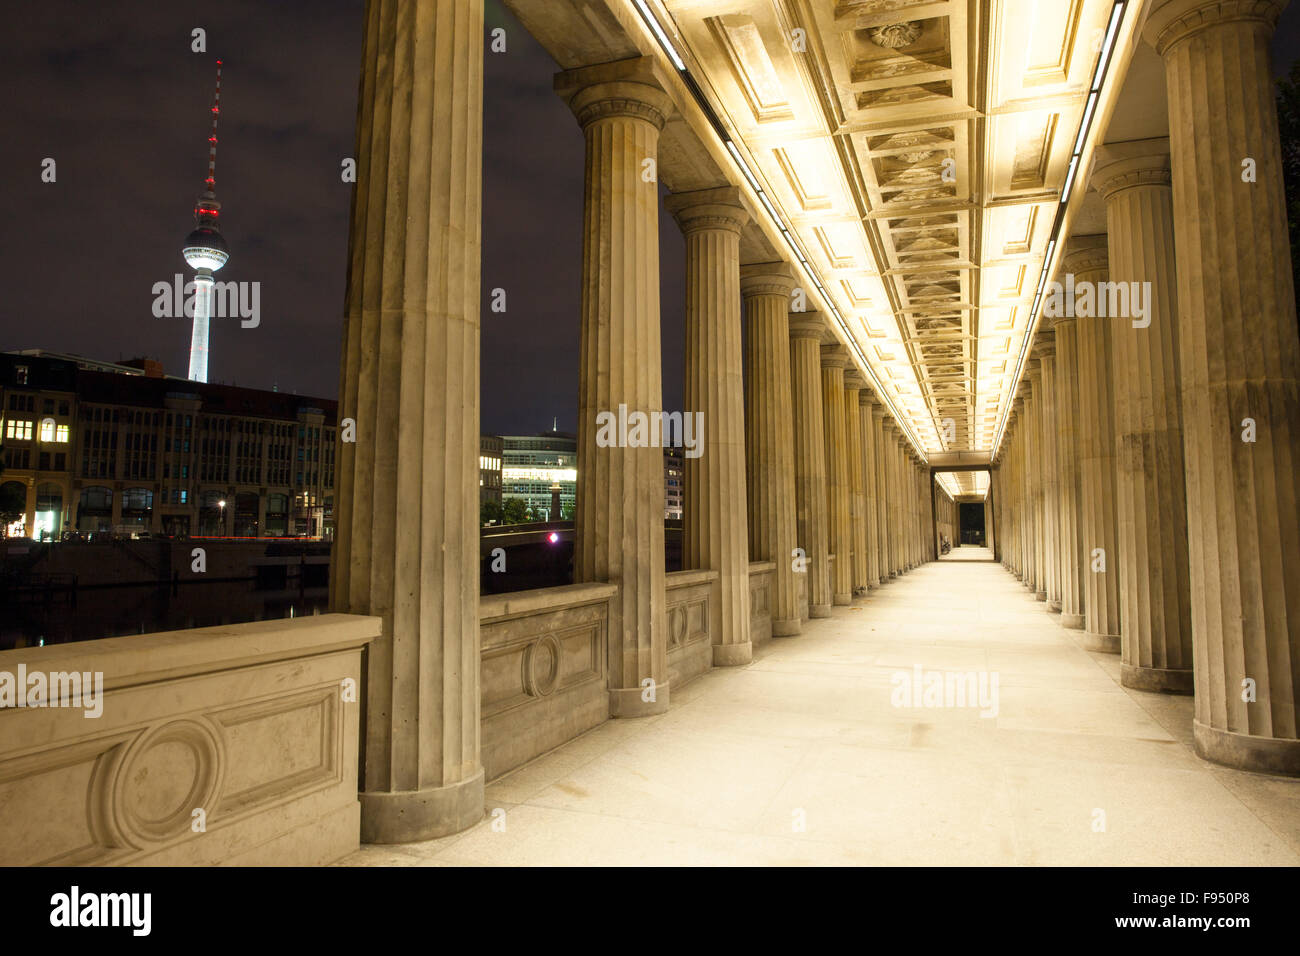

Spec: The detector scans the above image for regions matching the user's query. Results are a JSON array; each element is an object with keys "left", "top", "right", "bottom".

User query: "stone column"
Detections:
[
  {"left": 558, "top": 58, "right": 674, "bottom": 716},
  {"left": 1093, "top": 139, "right": 1194, "bottom": 694},
  {"left": 1051, "top": 309, "right": 1086, "bottom": 629},
  {"left": 883, "top": 422, "right": 900, "bottom": 576},
  {"left": 1025, "top": 366, "right": 1045, "bottom": 599},
  {"left": 821, "top": 345, "right": 853, "bottom": 605},
  {"left": 332, "top": 0, "right": 485, "bottom": 842},
  {"left": 1069, "top": 235, "right": 1123, "bottom": 652},
  {"left": 1017, "top": 385, "right": 1034, "bottom": 590},
  {"left": 741, "top": 262, "right": 801, "bottom": 636},
  {"left": 668, "top": 186, "right": 752, "bottom": 666},
  {"left": 1148, "top": 0, "right": 1300, "bottom": 771},
  {"left": 1035, "top": 334, "right": 1062, "bottom": 613},
  {"left": 985, "top": 494, "right": 995, "bottom": 554},
  {"left": 1011, "top": 403, "right": 1025, "bottom": 578},
  {"left": 790, "top": 315, "right": 832, "bottom": 617},
  {"left": 871, "top": 404, "right": 889, "bottom": 584},
  {"left": 844, "top": 372, "right": 869, "bottom": 596},
  {"left": 859, "top": 390, "right": 882, "bottom": 588}
]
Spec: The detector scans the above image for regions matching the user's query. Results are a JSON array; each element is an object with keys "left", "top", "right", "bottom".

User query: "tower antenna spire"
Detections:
[
  {"left": 182, "top": 58, "right": 230, "bottom": 384},
  {"left": 205, "top": 59, "right": 222, "bottom": 193}
]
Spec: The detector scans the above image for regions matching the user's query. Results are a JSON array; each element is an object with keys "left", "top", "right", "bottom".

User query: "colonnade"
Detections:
[
  {"left": 994, "top": 0, "right": 1299, "bottom": 777},
  {"left": 328, "top": 0, "right": 1299, "bottom": 844},
  {"left": 329, "top": 12, "right": 939, "bottom": 842}
]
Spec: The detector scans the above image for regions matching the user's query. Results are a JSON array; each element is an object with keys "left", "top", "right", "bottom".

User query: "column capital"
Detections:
[
  {"left": 665, "top": 185, "right": 750, "bottom": 236},
  {"left": 555, "top": 57, "right": 674, "bottom": 131},
  {"left": 1060, "top": 234, "right": 1109, "bottom": 282},
  {"left": 844, "top": 368, "right": 866, "bottom": 389},
  {"left": 1092, "top": 138, "right": 1172, "bottom": 201},
  {"left": 870, "top": 402, "right": 887, "bottom": 420},
  {"left": 788, "top": 313, "right": 827, "bottom": 340},
  {"left": 1144, "top": 0, "right": 1288, "bottom": 56},
  {"left": 1032, "top": 328, "right": 1056, "bottom": 360},
  {"left": 820, "top": 344, "right": 852, "bottom": 369},
  {"left": 740, "top": 260, "right": 798, "bottom": 298},
  {"left": 858, "top": 385, "right": 877, "bottom": 407},
  {"left": 1026, "top": 357, "right": 1043, "bottom": 386}
]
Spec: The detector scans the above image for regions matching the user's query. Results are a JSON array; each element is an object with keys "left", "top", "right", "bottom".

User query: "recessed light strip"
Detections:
[{"left": 990, "top": 0, "right": 1128, "bottom": 459}]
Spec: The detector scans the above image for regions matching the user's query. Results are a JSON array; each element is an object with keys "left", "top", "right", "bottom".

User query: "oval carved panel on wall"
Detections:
[{"left": 106, "top": 717, "right": 225, "bottom": 846}]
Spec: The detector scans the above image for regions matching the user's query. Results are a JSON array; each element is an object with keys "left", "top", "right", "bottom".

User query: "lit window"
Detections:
[
  {"left": 39, "top": 420, "right": 55, "bottom": 442},
  {"left": 180, "top": 490, "right": 188, "bottom": 504},
  {"left": 56, "top": 425, "right": 69, "bottom": 443},
  {"left": 5, "top": 419, "right": 33, "bottom": 441}
]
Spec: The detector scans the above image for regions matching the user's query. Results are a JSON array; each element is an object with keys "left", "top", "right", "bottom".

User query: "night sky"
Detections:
[{"left": 1, "top": 1, "right": 1295, "bottom": 436}]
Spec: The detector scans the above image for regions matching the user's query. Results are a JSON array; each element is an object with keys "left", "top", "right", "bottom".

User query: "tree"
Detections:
[
  {"left": 561, "top": 502, "right": 575, "bottom": 521},
  {"left": 480, "top": 499, "right": 502, "bottom": 526},
  {"left": 501, "top": 497, "right": 528, "bottom": 525}
]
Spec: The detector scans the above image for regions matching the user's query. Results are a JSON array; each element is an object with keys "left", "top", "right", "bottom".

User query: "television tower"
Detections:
[{"left": 181, "top": 60, "right": 229, "bottom": 383}]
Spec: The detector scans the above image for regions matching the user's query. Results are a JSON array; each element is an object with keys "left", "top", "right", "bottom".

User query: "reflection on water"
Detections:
[{"left": 1, "top": 580, "right": 330, "bottom": 650}]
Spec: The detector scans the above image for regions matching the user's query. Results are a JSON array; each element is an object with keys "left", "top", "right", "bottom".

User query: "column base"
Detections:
[
  {"left": 1060, "top": 612, "right": 1084, "bottom": 629},
  {"left": 1194, "top": 721, "right": 1300, "bottom": 777},
  {"left": 1121, "top": 663, "right": 1193, "bottom": 695},
  {"left": 833, "top": 592, "right": 852, "bottom": 605},
  {"left": 1047, "top": 600, "right": 1061, "bottom": 612},
  {"left": 809, "top": 603, "right": 833, "bottom": 618},
  {"left": 360, "top": 769, "right": 485, "bottom": 844},
  {"left": 772, "top": 617, "right": 801, "bottom": 637},
  {"left": 713, "top": 642, "right": 752, "bottom": 666},
  {"left": 609, "top": 681, "right": 671, "bottom": 718},
  {"left": 1081, "top": 631, "right": 1120, "bottom": 654},
  {"left": 1034, "top": 590, "right": 1047, "bottom": 601}
]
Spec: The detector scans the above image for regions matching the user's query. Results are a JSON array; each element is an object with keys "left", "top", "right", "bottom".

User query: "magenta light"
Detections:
[{"left": 548, "top": 532, "right": 559, "bottom": 544}]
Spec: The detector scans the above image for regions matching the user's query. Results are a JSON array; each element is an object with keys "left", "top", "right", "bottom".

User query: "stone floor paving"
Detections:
[{"left": 339, "top": 548, "right": 1300, "bottom": 866}]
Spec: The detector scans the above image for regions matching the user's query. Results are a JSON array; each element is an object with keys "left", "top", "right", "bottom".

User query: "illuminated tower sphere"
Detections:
[{"left": 182, "top": 60, "right": 228, "bottom": 383}]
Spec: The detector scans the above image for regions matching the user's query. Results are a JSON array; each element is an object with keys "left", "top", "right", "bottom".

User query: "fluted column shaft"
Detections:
[
  {"left": 333, "top": 0, "right": 485, "bottom": 843},
  {"left": 887, "top": 427, "right": 903, "bottom": 575},
  {"left": 560, "top": 59, "right": 674, "bottom": 716},
  {"left": 669, "top": 187, "right": 752, "bottom": 666},
  {"left": 1094, "top": 141, "right": 1194, "bottom": 694},
  {"left": 871, "top": 407, "right": 889, "bottom": 583},
  {"left": 790, "top": 316, "right": 832, "bottom": 616},
  {"left": 1148, "top": 0, "right": 1300, "bottom": 771},
  {"left": 844, "top": 377, "right": 869, "bottom": 595},
  {"left": 1037, "top": 340, "right": 1062, "bottom": 611},
  {"left": 1071, "top": 238, "right": 1123, "bottom": 652},
  {"left": 821, "top": 348, "right": 853, "bottom": 604},
  {"left": 1054, "top": 313, "right": 1086, "bottom": 628},
  {"left": 860, "top": 392, "right": 882, "bottom": 587},
  {"left": 1026, "top": 368, "right": 1046, "bottom": 599},
  {"left": 741, "top": 263, "right": 801, "bottom": 636}
]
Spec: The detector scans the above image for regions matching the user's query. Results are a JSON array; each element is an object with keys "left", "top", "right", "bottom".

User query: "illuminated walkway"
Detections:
[
  {"left": 340, "top": 560, "right": 1300, "bottom": 866},
  {"left": 940, "top": 545, "right": 995, "bottom": 562}
]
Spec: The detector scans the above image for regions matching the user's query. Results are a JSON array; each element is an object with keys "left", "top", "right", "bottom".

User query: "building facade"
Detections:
[
  {"left": 500, "top": 432, "right": 577, "bottom": 518},
  {"left": 479, "top": 434, "right": 502, "bottom": 507},
  {"left": 0, "top": 352, "right": 337, "bottom": 540}
]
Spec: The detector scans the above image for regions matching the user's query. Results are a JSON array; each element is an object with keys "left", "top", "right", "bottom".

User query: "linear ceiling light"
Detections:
[{"left": 990, "top": 0, "right": 1128, "bottom": 459}]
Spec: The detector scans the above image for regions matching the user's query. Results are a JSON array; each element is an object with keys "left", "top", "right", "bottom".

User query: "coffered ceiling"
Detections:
[{"left": 656, "top": 0, "right": 1123, "bottom": 454}]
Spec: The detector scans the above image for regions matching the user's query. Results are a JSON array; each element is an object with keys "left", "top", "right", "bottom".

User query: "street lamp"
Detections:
[{"left": 218, "top": 499, "right": 226, "bottom": 536}]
